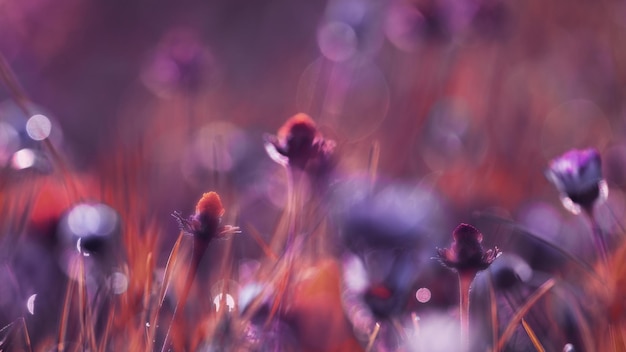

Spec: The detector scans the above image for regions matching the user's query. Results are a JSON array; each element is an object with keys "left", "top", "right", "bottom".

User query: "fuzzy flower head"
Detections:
[
  {"left": 264, "top": 113, "right": 335, "bottom": 170},
  {"left": 173, "top": 191, "right": 239, "bottom": 241},
  {"left": 546, "top": 148, "right": 604, "bottom": 210},
  {"left": 437, "top": 223, "right": 500, "bottom": 274}
]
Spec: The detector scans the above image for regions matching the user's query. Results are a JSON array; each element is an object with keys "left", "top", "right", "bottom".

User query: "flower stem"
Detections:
[
  {"left": 160, "top": 238, "right": 209, "bottom": 352},
  {"left": 584, "top": 208, "right": 610, "bottom": 272},
  {"left": 458, "top": 272, "right": 475, "bottom": 350}
]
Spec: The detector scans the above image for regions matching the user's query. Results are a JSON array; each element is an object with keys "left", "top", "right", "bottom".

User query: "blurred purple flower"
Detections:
[
  {"left": 545, "top": 148, "right": 603, "bottom": 210},
  {"left": 141, "top": 27, "right": 215, "bottom": 97},
  {"left": 437, "top": 223, "right": 500, "bottom": 274},
  {"left": 339, "top": 184, "right": 440, "bottom": 323}
]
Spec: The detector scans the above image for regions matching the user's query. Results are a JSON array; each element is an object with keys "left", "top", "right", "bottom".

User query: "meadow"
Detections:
[{"left": 1, "top": 0, "right": 626, "bottom": 351}]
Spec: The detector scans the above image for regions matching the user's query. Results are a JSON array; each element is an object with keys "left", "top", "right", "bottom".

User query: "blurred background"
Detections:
[
  {"left": 1, "top": 0, "right": 626, "bottom": 350},
  {"left": 2, "top": 0, "right": 626, "bottom": 212}
]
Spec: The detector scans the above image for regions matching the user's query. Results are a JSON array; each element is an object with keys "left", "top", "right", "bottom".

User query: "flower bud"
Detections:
[
  {"left": 545, "top": 148, "right": 603, "bottom": 210},
  {"left": 264, "top": 113, "right": 335, "bottom": 171},
  {"left": 172, "top": 191, "right": 239, "bottom": 241},
  {"left": 437, "top": 223, "right": 500, "bottom": 274}
]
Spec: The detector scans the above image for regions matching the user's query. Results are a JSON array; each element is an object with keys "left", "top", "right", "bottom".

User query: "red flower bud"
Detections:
[
  {"left": 172, "top": 191, "right": 239, "bottom": 241},
  {"left": 264, "top": 113, "right": 335, "bottom": 171}
]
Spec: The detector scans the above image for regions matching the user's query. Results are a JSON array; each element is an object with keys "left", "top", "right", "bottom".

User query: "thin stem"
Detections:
[
  {"left": 584, "top": 208, "right": 610, "bottom": 272},
  {"left": 458, "top": 272, "right": 475, "bottom": 350},
  {"left": 365, "top": 322, "right": 381, "bottom": 352},
  {"left": 285, "top": 166, "right": 296, "bottom": 249},
  {"left": 411, "top": 312, "right": 422, "bottom": 351},
  {"left": 486, "top": 272, "right": 499, "bottom": 352},
  {"left": 497, "top": 278, "right": 555, "bottom": 350},
  {"left": 160, "top": 238, "right": 209, "bottom": 352}
]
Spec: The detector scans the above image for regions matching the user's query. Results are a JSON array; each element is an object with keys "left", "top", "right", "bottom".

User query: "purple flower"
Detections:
[
  {"left": 545, "top": 148, "right": 603, "bottom": 209},
  {"left": 437, "top": 223, "right": 500, "bottom": 274}
]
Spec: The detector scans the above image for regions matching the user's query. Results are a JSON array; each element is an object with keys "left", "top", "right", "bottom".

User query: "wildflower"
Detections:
[
  {"left": 436, "top": 223, "right": 500, "bottom": 349},
  {"left": 264, "top": 113, "right": 335, "bottom": 170},
  {"left": 163, "top": 192, "right": 239, "bottom": 352},
  {"left": 340, "top": 184, "right": 435, "bottom": 329},
  {"left": 172, "top": 192, "right": 239, "bottom": 241},
  {"left": 546, "top": 148, "right": 611, "bottom": 268},
  {"left": 437, "top": 223, "right": 500, "bottom": 274},
  {"left": 545, "top": 148, "right": 603, "bottom": 211}
]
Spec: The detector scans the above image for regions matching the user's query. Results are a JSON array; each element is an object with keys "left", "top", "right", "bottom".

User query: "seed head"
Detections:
[{"left": 437, "top": 223, "right": 500, "bottom": 274}]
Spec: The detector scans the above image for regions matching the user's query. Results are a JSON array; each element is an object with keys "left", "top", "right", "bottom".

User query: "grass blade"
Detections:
[
  {"left": 521, "top": 318, "right": 545, "bottom": 352},
  {"left": 159, "top": 232, "right": 185, "bottom": 308},
  {"left": 57, "top": 257, "right": 78, "bottom": 352},
  {"left": 368, "top": 140, "right": 380, "bottom": 189},
  {"left": 244, "top": 223, "right": 278, "bottom": 261},
  {"left": 478, "top": 215, "right": 604, "bottom": 284},
  {"left": 497, "top": 278, "right": 555, "bottom": 350},
  {"left": 365, "top": 322, "right": 380, "bottom": 352}
]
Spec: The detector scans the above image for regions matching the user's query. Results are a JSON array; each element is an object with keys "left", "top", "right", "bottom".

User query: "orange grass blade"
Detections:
[
  {"left": 264, "top": 257, "right": 292, "bottom": 327},
  {"left": 497, "top": 278, "right": 556, "bottom": 350},
  {"left": 141, "top": 253, "right": 154, "bottom": 350},
  {"left": 148, "top": 232, "right": 185, "bottom": 351},
  {"left": 244, "top": 223, "right": 278, "bottom": 261},
  {"left": 57, "top": 259, "right": 77, "bottom": 352},
  {"left": 609, "top": 324, "right": 623, "bottom": 352},
  {"left": 239, "top": 236, "right": 306, "bottom": 329},
  {"left": 365, "top": 322, "right": 381, "bottom": 352},
  {"left": 0, "top": 317, "right": 32, "bottom": 352},
  {"left": 521, "top": 318, "right": 545, "bottom": 352},
  {"left": 0, "top": 54, "right": 30, "bottom": 111},
  {"left": 0, "top": 53, "right": 81, "bottom": 202},
  {"left": 19, "top": 317, "right": 33, "bottom": 352},
  {"left": 262, "top": 235, "right": 306, "bottom": 327},
  {"left": 160, "top": 238, "right": 209, "bottom": 352},
  {"left": 158, "top": 233, "right": 185, "bottom": 308}
]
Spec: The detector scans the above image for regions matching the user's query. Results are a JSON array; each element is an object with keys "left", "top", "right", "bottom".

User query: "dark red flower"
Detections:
[{"left": 437, "top": 223, "right": 500, "bottom": 273}]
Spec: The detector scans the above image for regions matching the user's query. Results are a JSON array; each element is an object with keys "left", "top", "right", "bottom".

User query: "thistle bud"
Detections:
[
  {"left": 172, "top": 191, "right": 239, "bottom": 241},
  {"left": 437, "top": 223, "right": 500, "bottom": 274}
]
